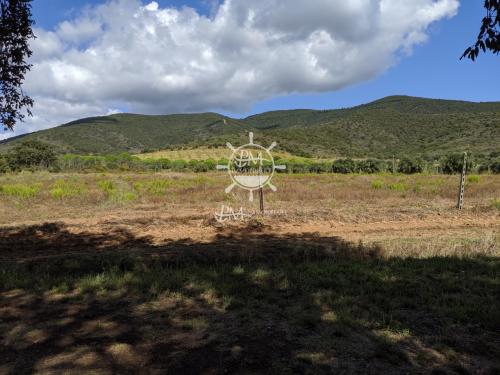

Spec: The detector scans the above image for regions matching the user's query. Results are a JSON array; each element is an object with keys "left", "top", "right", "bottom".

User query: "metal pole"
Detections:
[{"left": 456, "top": 152, "right": 467, "bottom": 210}]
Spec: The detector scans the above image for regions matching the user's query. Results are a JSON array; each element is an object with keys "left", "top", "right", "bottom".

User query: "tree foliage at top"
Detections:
[
  {"left": 0, "top": 0, "right": 35, "bottom": 130},
  {"left": 462, "top": 0, "right": 500, "bottom": 60}
]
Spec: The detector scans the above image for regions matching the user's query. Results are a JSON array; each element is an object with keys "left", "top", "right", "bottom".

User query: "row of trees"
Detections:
[{"left": 1, "top": 140, "right": 499, "bottom": 174}]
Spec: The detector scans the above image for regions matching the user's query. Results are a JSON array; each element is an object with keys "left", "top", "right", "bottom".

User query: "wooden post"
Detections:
[
  {"left": 456, "top": 152, "right": 467, "bottom": 210},
  {"left": 258, "top": 163, "right": 264, "bottom": 214},
  {"left": 259, "top": 187, "right": 264, "bottom": 214}
]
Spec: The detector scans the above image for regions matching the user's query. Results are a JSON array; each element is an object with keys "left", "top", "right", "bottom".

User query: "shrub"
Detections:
[
  {"left": 490, "top": 158, "right": 500, "bottom": 174},
  {"left": 285, "top": 161, "right": 309, "bottom": 173},
  {"left": 356, "top": 159, "right": 386, "bottom": 174},
  {"left": 204, "top": 158, "right": 217, "bottom": 171},
  {"left": 171, "top": 159, "right": 187, "bottom": 171},
  {"left": 192, "top": 160, "right": 209, "bottom": 172},
  {"left": 332, "top": 159, "right": 356, "bottom": 173},
  {"left": 0, "top": 155, "right": 9, "bottom": 173},
  {"left": 308, "top": 162, "right": 330, "bottom": 173},
  {"left": 398, "top": 157, "right": 425, "bottom": 174}
]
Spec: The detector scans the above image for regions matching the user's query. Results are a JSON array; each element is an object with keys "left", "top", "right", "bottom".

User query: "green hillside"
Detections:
[
  {"left": 0, "top": 113, "right": 251, "bottom": 155},
  {"left": 1, "top": 96, "right": 499, "bottom": 158}
]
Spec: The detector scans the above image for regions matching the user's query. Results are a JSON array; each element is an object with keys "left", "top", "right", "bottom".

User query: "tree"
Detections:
[
  {"left": 441, "top": 153, "right": 474, "bottom": 174},
  {"left": 7, "top": 139, "right": 56, "bottom": 170},
  {"left": 462, "top": 0, "right": 500, "bottom": 60},
  {"left": 0, "top": 0, "right": 35, "bottom": 130}
]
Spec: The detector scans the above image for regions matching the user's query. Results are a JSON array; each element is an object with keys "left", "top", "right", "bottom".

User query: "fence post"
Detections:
[
  {"left": 259, "top": 187, "right": 264, "bottom": 214},
  {"left": 456, "top": 152, "right": 467, "bottom": 210}
]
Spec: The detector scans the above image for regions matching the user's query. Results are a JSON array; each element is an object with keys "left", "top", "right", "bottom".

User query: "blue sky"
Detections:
[
  {"left": 31, "top": 0, "right": 499, "bottom": 115},
  {"left": 2, "top": 0, "right": 496, "bottom": 139}
]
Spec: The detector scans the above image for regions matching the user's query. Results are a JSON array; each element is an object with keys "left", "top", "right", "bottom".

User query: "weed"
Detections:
[
  {"left": 371, "top": 180, "right": 384, "bottom": 189},
  {"left": 98, "top": 179, "right": 136, "bottom": 202},
  {"left": 388, "top": 182, "right": 407, "bottom": 192},
  {"left": 50, "top": 179, "right": 86, "bottom": 199},
  {"left": 144, "top": 179, "right": 172, "bottom": 195},
  {"left": 97, "top": 180, "right": 114, "bottom": 194},
  {"left": 467, "top": 175, "right": 480, "bottom": 184},
  {"left": 492, "top": 198, "right": 500, "bottom": 210},
  {"left": 0, "top": 183, "right": 40, "bottom": 198}
]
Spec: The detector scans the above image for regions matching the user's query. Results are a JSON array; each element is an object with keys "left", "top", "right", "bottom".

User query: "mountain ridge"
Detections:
[{"left": 1, "top": 95, "right": 499, "bottom": 158}]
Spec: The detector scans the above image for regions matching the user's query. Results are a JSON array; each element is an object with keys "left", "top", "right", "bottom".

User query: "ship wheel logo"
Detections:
[{"left": 217, "top": 132, "right": 286, "bottom": 201}]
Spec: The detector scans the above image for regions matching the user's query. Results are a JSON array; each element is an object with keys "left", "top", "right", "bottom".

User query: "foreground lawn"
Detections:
[{"left": 1, "top": 229, "right": 499, "bottom": 374}]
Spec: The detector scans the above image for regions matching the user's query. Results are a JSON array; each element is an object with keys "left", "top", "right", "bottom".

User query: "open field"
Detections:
[
  {"left": 135, "top": 147, "right": 319, "bottom": 162},
  {"left": 0, "top": 172, "right": 499, "bottom": 374}
]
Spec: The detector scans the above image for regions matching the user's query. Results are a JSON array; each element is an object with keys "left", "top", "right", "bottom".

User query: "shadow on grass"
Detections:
[{"left": 0, "top": 222, "right": 499, "bottom": 374}]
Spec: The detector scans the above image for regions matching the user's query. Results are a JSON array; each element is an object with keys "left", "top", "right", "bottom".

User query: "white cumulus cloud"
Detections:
[{"left": 4, "top": 0, "right": 459, "bottom": 138}]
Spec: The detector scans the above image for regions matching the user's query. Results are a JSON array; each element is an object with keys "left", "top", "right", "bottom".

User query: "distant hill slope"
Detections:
[{"left": 1, "top": 96, "right": 499, "bottom": 158}]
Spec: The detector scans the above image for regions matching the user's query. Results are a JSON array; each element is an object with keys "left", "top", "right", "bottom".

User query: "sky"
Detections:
[{"left": 2, "top": 0, "right": 499, "bottom": 139}]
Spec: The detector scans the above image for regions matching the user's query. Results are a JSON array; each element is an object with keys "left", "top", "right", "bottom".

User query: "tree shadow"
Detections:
[{"left": 0, "top": 222, "right": 499, "bottom": 374}]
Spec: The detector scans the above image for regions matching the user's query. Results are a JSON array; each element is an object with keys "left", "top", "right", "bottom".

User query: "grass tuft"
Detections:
[
  {"left": 467, "top": 175, "right": 480, "bottom": 184},
  {"left": 491, "top": 198, "right": 500, "bottom": 210},
  {"left": 50, "top": 179, "right": 86, "bottom": 199},
  {"left": 387, "top": 182, "right": 407, "bottom": 192},
  {"left": 0, "top": 183, "right": 41, "bottom": 198}
]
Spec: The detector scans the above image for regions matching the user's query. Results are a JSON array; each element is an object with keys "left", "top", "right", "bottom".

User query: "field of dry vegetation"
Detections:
[{"left": 0, "top": 171, "right": 499, "bottom": 374}]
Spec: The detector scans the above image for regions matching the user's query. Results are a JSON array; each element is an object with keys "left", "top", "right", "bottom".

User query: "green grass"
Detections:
[
  {"left": 371, "top": 180, "right": 384, "bottom": 189},
  {"left": 1, "top": 248, "right": 499, "bottom": 373},
  {"left": 0, "top": 183, "right": 41, "bottom": 198},
  {"left": 142, "top": 179, "right": 173, "bottom": 195},
  {"left": 387, "top": 182, "right": 408, "bottom": 192},
  {"left": 50, "top": 179, "right": 86, "bottom": 199},
  {"left": 467, "top": 175, "right": 480, "bottom": 183},
  {"left": 97, "top": 179, "right": 137, "bottom": 202}
]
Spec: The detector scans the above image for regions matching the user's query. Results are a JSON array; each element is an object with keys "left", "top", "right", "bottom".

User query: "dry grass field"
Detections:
[{"left": 0, "top": 171, "right": 499, "bottom": 374}]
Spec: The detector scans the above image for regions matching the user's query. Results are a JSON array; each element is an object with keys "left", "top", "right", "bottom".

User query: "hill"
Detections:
[{"left": 1, "top": 96, "right": 499, "bottom": 158}]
